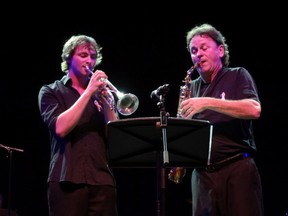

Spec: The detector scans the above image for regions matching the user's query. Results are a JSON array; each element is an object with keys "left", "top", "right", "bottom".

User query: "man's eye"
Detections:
[
  {"left": 191, "top": 49, "right": 197, "bottom": 54},
  {"left": 79, "top": 53, "right": 88, "bottom": 58},
  {"left": 201, "top": 46, "right": 208, "bottom": 51}
]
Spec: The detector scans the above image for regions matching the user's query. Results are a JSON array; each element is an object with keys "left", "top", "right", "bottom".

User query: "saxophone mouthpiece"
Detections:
[
  {"left": 192, "top": 62, "right": 200, "bottom": 70},
  {"left": 188, "top": 62, "right": 200, "bottom": 75}
]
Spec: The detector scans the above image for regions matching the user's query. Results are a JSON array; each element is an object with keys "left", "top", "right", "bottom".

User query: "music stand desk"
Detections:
[{"left": 107, "top": 117, "right": 212, "bottom": 168}]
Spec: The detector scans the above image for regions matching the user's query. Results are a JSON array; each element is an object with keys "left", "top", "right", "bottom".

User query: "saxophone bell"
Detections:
[{"left": 168, "top": 167, "right": 187, "bottom": 184}]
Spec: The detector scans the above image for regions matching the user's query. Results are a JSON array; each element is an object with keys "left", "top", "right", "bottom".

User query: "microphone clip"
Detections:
[{"left": 150, "top": 84, "right": 170, "bottom": 101}]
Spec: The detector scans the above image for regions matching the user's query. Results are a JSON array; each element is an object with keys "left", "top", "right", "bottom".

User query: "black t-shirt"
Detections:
[{"left": 190, "top": 67, "right": 260, "bottom": 162}]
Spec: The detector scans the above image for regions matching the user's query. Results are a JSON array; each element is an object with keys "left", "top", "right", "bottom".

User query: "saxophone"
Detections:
[{"left": 168, "top": 62, "right": 199, "bottom": 184}]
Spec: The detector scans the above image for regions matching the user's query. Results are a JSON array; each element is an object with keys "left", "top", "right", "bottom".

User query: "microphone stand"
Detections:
[
  {"left": 0, "top": 144, "right": 24, "bottom": 216},
  {"left": 155, "top": 94, "right": 169, "bottom": 216}
]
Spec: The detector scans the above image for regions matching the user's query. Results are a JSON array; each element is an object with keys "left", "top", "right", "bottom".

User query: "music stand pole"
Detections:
[
  {"left": 156, "top": 95, "right": 169, "bottom": 216},
  {"left": 0, "top": 144, "right": 24, "bottom": 216}
]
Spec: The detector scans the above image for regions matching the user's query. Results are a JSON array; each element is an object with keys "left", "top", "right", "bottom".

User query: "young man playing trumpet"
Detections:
[{"left": 38, "top": 35, "right": 118, "bottom": 216}]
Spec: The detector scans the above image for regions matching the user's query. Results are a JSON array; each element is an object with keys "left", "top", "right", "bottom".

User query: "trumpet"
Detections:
[
  {"left": 86, "top": 66, "right": 139, "bottom": 116},
  {"left": 168, "top": 62, "right": 200, "bottom": 184}
]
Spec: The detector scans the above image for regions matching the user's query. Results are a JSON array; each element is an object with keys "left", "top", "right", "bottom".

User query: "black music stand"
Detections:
[
  {"left": 107, "top": 117, "right": 212, "bottom": 167},
  {"left": 107, "top": 117, "right": 212, "bottom": 216},
  {"left": 0, "top": 144, "right": 23, "bottom": 216}
]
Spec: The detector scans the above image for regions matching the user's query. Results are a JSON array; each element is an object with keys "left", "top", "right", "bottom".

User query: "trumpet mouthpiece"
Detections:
[{"left": 85, "top": 66, "right": 94, "bottom": 75}]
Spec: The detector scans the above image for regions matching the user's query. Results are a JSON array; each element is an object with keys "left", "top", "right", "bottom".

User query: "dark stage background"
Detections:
[{"left": 0, "top": 4, "right": 287, "bottom": 216}]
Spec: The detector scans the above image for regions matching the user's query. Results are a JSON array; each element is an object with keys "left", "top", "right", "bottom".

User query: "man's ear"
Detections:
[{"left": 219, "top": 44, "right": 225, "bottom": 57}]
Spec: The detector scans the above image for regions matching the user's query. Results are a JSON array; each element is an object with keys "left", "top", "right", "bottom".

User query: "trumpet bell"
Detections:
[{"left": 117, "top": 93, "right": 139, "bottom": 116}]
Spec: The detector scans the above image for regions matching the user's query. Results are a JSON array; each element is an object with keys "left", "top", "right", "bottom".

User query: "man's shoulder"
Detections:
[
  {"left": 42, "top": 75, "right": 69, "bottom": 89},
  {"left": 223, "top": 66, "right": 247, "bottom": 73}
]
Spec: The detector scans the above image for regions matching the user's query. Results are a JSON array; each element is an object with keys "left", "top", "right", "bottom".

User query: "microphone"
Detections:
[{"left": 150, "top": 84, "right": 170, "bottom": 101}]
